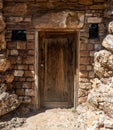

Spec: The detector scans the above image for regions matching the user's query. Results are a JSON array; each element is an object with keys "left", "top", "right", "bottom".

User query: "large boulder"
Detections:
[
  {"left": 108, "top": 21, "right": 113, "bottom": 34},
  {"left": 0, "top": 92, "right": 20, "bottom": 116},
  {"left": 102, "top": 34, "right": 113, "bottom": 53},
  {"left": 76, "top": 103, "right": 113, "bottom": 130},
  {"left": 94, "top": 50, "right": 113, "bottom": 78},
  {"left": 88, "top": 77, "right": 113, "bottom": 118}
]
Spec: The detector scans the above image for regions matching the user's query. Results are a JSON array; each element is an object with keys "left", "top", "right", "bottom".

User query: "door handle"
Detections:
[
  {"left": 40, "top": 64, "right": 44, "bottom": 67},
  {"left": 40, "top": 49, "right": 44, "bottom": 67}
]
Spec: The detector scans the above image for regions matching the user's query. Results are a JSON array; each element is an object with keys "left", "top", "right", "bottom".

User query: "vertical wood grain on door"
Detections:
[{"left": 39, "top": 32, "right": 75, "bottom": 108}]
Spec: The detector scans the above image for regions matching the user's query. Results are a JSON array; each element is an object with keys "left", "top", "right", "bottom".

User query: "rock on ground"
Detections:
[
  {"left": 0, "top": 92, "right": 20, "bottom": 116},
  {"left": 88, "top": 77, "right": 113, "bottom": 118}
]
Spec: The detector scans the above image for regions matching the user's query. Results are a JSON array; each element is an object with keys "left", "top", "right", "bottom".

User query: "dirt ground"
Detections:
[{"left": 12, "top": 108, "right": 79, "bottom": 130}]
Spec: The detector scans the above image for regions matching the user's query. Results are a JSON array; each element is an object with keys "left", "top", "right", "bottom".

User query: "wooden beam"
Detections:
[{"left": 34, "top": 30, "right": 40, "bottom": 110}]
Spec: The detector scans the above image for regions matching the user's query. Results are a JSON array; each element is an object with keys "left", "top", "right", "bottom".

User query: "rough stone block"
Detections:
[
  {"left": 17, "top": 42, "right": 26, "bottom": 49},
  {"left": 5, "top": 74, "right": 14, "bottom": 83},
  {"left": 33, "top": 11, "right": 85, "bottom": 29},
  {"left": 80, "top": 57, "right": 90, "bottom": 65},
  {"left": 18, "top": 65, "right": 28, "bottom": 70},
  {"left": 89, "top": 71, "right": 95, "bottom": 78},
  {"left": 14, "top": 70, "right": 24, "bottom": 77},
  {"left": 16, "top": 89, "right": 25, "bottom": 95},
  {"left": 18, "top": 96, "right": 31, "bottom": 103},
  {"left": 8, "top": 17, "right": 23, "bottom": 22},
  {"left": 87, "top": 17, "right": 102, "bottom": 23},
  {"left": 80, "top": 44, "right": 87, "bottom": 51},
  {"left": 87, "top": 44, "right": 94, "bottom": 50},
  {"left": 80, "top": 51, "right": 89, "bottom": 56},
  {"left": 24, "top": 56, "right": 35, "bottom": 64},
  {"left": 23, "top": 82, "right": 32, "bottom": 89},
  {"left": 25, "top": 89, "right": 35, "bottom": 96},
  {"left": 24, "top": 71, "right": 34, "bottom": 77},
  {"left": 0, "top": 59, "right": 10, "bottom": 72},
  {"left": 80, "top": 71, "right": 88, "bottom": 78},
  {"left": 11, "top": 50, "right": 18, "bottom": 55}
]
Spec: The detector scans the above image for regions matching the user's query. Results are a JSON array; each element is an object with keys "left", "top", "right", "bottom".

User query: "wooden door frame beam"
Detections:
[{"left": 34, "top": 29, "right": 80, "bottom": 110}]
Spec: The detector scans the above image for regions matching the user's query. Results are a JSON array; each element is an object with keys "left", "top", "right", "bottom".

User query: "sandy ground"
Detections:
[{"left": 13, "top": 108, "right": 78, "bottom": 130}]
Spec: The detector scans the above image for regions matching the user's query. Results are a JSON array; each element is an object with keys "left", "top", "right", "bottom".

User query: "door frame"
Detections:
[{"left": 34, "top": 29, "right": 80, "bottom": 110}]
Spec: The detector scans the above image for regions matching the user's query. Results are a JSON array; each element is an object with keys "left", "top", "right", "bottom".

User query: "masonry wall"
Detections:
[{"left": 3, "top": 0, "right": 107, "bottom": 105}]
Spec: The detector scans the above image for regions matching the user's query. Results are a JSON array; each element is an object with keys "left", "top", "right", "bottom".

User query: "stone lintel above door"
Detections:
[{"left": 33, "top": 11, "right": 85, "bottom": 30}]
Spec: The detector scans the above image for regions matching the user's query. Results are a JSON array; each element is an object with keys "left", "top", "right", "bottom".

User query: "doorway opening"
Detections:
[{"left": 36, "top": 31, "right": 79, "bottom": 109}]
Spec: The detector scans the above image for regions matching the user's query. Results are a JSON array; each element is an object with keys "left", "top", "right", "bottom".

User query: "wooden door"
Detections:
[{"left": 39, "top": 32, "right": 76, "bottom": 108}]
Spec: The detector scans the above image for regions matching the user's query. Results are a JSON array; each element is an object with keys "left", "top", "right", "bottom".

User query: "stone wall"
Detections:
[
  {"left": 0, "top": 0, "right": 20, "bottom": 116},
  {"left": 78, "top": 10, "right": 107, "bottom": 103},
  {"left": 3, "top": 0, "right": 107, "bottom": 106}
]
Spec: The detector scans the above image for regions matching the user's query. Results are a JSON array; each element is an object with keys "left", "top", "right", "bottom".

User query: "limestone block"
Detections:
[
  {"left": 8, "top": 17, "right": 23, "bottom": 23},
  {"left": 33, "top": 11, "right": 85, "bottom": 29},
  {"left": 17, "top": 42, "right": 26, "bottom": 49},
  {"left": 11, "top": 50, "right": 18, "bottom": 55},
  {"left": 0, "top": 59, "right": 10, "bottom": 72},
  {"left": 5, "top": 74, "right": 14, "bottom": 83},
  {"left": 25, "top": 89, "right": 34, "bottom": 96},
  {"left": 14, "top": 70, "right": 24, "bottom": 77},
  {"left": 24, "top": 56, "right": 35, "bottom": 64},
  {"left": 87, "top": 17, "right": 102, "bottom": 23},
  {"left": 23, "top": 82, "right": 32, "bottom": 89},
  {"left": 0, "top": 92, "right": 20, "bottom": 117},
  {"left": 0, "top": 33, "right": 6, "bottom": 50},
  {"left": 102, "top": 34, "right": 113, "bottom": 53}
]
